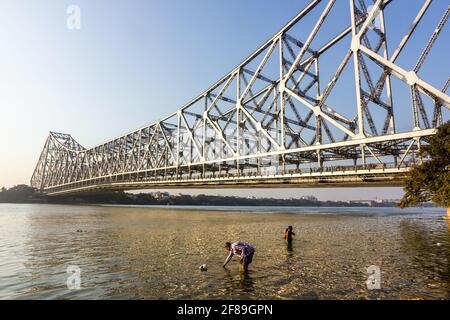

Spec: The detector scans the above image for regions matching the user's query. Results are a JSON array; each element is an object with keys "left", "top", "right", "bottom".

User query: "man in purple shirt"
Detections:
[{"left": 223, "top": 241, "right": 255, "bottom": 272}]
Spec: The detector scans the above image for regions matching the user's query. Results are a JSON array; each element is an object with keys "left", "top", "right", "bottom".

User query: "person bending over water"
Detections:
[
  {"left": 284, "top": 226, "right": 295, "bottom": 244},
  {"left": 223, "top": 241, "right": 255, "bottom": 273}
]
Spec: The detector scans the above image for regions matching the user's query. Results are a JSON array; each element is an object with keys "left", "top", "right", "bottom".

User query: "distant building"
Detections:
[
  {"left": 152, "top": 192, "right": 171, "bottom": 200},
  {"left": 350, "top": 200, "right": 373, "bottom": 206},
  {"left": 375, "top": 196, "right": 400, "bottom": 204},
  {"left": 382, "top": 199, "right": 400, "bottom": 203},
  {"left": 300, "top": 195, "right": 318, "bottom": 201}
]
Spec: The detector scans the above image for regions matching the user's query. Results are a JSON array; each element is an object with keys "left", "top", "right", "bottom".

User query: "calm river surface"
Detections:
[{"left": 0, "top": 204, "right": 449, "bottom": 300}]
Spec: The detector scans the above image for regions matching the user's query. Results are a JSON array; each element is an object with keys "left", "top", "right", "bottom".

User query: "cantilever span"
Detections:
[{"left": 31, "top": 0, "right": 450, "bottom": 196}]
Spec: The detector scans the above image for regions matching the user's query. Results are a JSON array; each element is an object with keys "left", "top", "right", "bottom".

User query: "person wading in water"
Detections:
[
  {"left": 223, "top": 241, "right": 255, "bottom": 273},
  {"left": 284, "top": 226, "right": 295, "bottom": 244}
]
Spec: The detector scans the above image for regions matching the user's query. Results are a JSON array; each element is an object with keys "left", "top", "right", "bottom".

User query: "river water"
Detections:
[{"left": 0, "top": 204, "right": 448, "bottom": 300}]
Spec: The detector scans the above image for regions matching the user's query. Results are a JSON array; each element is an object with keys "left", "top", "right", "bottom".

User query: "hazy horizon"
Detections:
[{"left": 130, "top": 187, "right": 404, "bottom": 202}]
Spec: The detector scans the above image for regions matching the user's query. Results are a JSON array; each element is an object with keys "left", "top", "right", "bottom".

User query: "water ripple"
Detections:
[{"left": 0, "top": 204, "right": 448, "bottom": 300}]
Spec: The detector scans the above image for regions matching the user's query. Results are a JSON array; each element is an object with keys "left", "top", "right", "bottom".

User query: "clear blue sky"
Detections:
[{"left": 0, "top": 0, "right": 448, "bottom": 200}]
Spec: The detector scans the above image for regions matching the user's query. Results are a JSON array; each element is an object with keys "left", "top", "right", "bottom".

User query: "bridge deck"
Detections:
[{"left": 45, "top": 167, "right": 408, "bottom": 196}]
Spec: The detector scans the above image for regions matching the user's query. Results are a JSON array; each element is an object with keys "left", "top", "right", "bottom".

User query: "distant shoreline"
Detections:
[{"left": 0, "top": 184, "right": 437, "bottom": 208}]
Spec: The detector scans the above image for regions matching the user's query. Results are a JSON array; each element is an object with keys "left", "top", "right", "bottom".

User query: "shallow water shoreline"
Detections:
[{"left": 0, "top": 204, "right": 448, "bottom": 300}]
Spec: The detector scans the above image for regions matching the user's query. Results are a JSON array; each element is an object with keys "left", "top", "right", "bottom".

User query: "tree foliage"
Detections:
[
  {"left": 399, "top": 121, "right": 450, "bottom": 208},
  {"left": 0, "top": 184, "right": 36, "bottom": 203}
]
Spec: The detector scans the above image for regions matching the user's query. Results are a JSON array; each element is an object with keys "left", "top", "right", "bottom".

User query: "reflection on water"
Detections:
[
  {"left": 286, "top": 241, "right": 294, "bottom": 253},
  {"left": 0, "top": 204, "right": 448, "bottom": 300},
  {"left": 398, "top": 220, "right": 450, "bottom": 298}
]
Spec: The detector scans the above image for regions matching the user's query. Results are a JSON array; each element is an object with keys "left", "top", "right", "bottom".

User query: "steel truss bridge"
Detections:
[{"left": 31, "top": 0, "right": 449, "bottom": 196}]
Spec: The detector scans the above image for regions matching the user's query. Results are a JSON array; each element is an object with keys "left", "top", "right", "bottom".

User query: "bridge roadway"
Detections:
[{"left": 44, "top": 164, "right": 408, "bottom": 196}]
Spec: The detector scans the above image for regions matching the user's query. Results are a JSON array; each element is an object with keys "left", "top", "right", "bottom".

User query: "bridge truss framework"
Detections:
[{"left": 31, "top": 0, "right": 450, "bottom": 195}]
